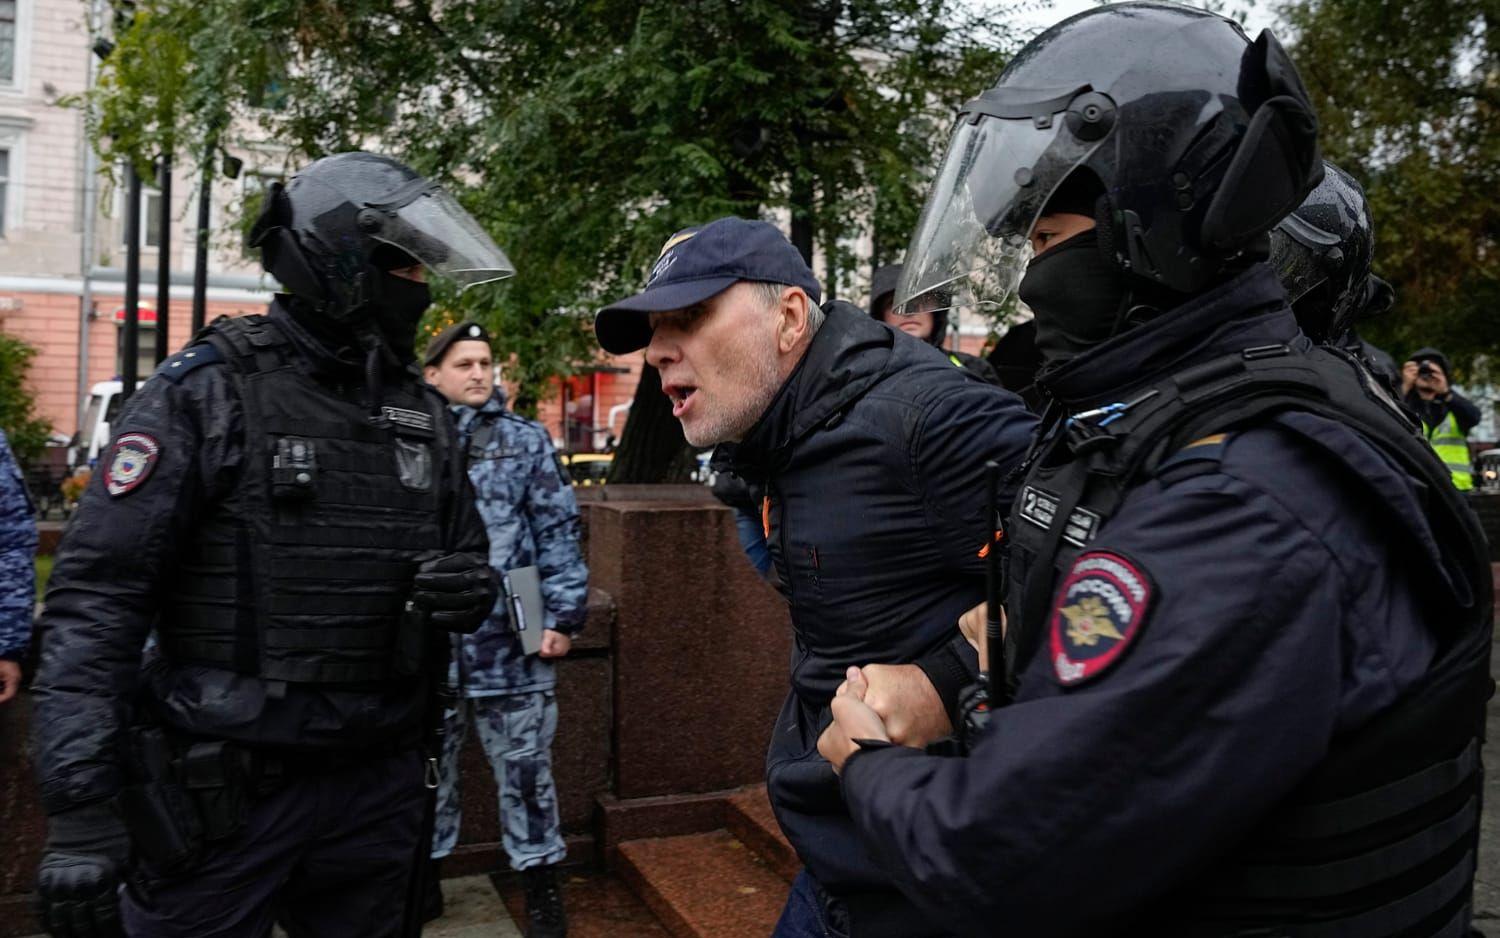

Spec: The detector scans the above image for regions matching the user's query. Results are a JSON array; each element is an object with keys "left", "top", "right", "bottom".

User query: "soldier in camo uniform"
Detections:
[
  {"left": 422, "top": 322, "right": 587, "bottom": 938},
  {"left": 0, "top": 427, "right": 36, "bottom": 706}
]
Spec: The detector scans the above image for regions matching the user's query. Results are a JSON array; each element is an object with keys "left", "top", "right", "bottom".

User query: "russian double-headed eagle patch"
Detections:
[
  {"left": 1050, "top": 550, "right": 1154, "bottom": 686},
  {"left": 104, "top": 432, "right": 161, "bottom": 497}
]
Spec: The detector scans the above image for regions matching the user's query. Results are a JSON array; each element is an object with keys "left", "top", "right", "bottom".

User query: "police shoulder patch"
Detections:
[
  {"left": 104, "top": 432, "right": 162, "bottom": 497},
  {"left": 1050, "top": 550, "right": 1155, "bottom": 687}
]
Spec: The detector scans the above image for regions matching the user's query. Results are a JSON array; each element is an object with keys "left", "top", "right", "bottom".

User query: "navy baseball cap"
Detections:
[{"left": 595, "top": 216, "right": 822, "bottom": 354}]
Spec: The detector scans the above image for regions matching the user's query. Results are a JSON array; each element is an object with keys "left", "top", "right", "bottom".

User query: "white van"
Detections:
[{"left": 68, "top": 380, "right": 144, "bottom": 470}]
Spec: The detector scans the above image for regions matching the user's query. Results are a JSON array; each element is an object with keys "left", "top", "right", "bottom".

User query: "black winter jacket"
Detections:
[
  {"left": 724, "top": 301, "right": 1036, "bottom": 926},
  {"left": 30, "top": 300, "right": 489, "bottom": 815}
]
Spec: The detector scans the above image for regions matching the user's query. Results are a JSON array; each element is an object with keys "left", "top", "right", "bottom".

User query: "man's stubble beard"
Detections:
[{"left": 682, "top": 332, "right": 784, "bottom": 448}]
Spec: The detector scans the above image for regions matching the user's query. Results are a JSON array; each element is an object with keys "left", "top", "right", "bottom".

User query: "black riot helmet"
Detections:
[
  {"left": 897, "top": 2, "right": 1324, "bottom": 318},
  {"left": 248, "top": 152, "right": 514, "bottom": 328},
  {"left": 1270, "top": 160, "right": 1379, "bottom": 343}
]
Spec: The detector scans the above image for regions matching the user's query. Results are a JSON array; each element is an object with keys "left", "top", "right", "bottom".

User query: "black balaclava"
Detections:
[
  {"left": 367, "top": 242, "right": 433, "bottom": 364},
  {"left": 1018, "top": 172, "right": 1127, "bottom": 367},
  {"left": 370, "top": 268, "right": 432, "bottom": 364},
  {"left": 1019, "top": 228, "right": 1128, "bottom": 365},
  {"left": 1020, "top": 171, "right": 1189, "bottom": 369}
]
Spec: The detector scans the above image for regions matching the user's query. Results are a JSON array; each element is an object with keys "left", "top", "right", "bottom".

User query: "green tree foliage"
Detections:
[
  {"left": 1282, "top": 0, "right": 1500, "bottom": 378},
  {"left": 0, "top": 334, "right": 53, "bottom": 467},
  {"left": 78, "top": 0, "right": 1015, "bottom": 411}
]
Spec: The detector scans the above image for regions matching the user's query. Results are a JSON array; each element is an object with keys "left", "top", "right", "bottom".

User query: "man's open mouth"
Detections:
[{"left": 663, "top": 383, "right": 698, "bottom": 417}]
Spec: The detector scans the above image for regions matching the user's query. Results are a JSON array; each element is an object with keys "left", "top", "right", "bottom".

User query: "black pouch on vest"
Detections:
[
  {"left": 392, "top": 599, "right": 428, "bottom": 678},
  {"left": 270, "top": 436, "right": 318, "bottom": 501},
  {"left": 394, "top": 438, "right": 434, "bottom": 492},
  {"left": 180, "top": 741, "right": 252, "bottom": 842},
  {"left": 117, "top": 726, "right": 204, "bottom": 871}
]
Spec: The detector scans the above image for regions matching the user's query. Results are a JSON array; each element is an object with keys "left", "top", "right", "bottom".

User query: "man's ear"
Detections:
[
  {"left": 423, "top": 365, "right": 440, "bottom": 385},
  {"left": 777, "top": 287, "right": 810, "bottom": 354}
]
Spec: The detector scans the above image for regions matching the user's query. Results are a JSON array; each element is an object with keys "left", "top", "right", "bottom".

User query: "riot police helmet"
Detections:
[
  {"left": 248, "top": 152, "right": 514, "bottom": 326},
  {"left": 897, "top": 2, "right": 1324, "bottom": 322},
  {"left": 1269, "top": 160, "right": 1379, "bottom": 343}
]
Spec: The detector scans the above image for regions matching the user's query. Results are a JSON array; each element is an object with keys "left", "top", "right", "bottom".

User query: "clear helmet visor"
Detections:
[
  {"left": 1270, "top": 212, "right": 1339, "bottom": 307},
  {"left": 366, "top": 184, "right": 515, "bottom": 290},
  {"left": 895, "top": 109, "right": 1105, "bottom": 319}
]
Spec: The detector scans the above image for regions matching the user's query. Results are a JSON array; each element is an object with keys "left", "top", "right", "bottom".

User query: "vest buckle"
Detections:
[{"left": 1065, "top": 389, "right": 1161, "bottom": 454}]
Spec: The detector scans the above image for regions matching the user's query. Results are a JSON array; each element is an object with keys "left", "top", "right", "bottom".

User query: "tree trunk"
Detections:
[{"left": 606, "top": 363, "right": 699, "bottom": 483}]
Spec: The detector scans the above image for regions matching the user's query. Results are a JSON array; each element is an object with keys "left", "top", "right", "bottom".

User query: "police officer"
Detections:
[
  {"left": 30, "top": 152, "right": 510, "bottom": 938},
  {"left": 868, "top": 263, "right": 1000, "bottom": 384},
  {"left": 421, "top": 321, "right": 587, "bottom": 937},
  {"left": 819, "top": 5, "right": 1493, "bottom": 935},
  {"left": 0, "top": 426, "right": 36, "bottom": 706},
  {"left": 1269, "top": 159, "right": 1401, "bottom": 389}
]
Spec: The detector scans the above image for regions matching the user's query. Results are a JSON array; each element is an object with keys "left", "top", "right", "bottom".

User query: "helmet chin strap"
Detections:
[
  {"left": 323, "top": 268, "right": 416, "bottom": 422},
  {"left": 356, "top": 325, "right": 390, "bottom": 423}
]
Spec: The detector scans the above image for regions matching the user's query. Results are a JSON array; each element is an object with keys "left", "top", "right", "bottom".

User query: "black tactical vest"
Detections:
[
  {"left": 160, "top": 315, "right": 451, "bottom": 685},
  {"left": 1001, "top": 342, "right": 1493, "bottom": 936}
]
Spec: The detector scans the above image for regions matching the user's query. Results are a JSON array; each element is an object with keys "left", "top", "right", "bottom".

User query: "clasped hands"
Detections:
[{"left": 817, "top": 602, "right": 996, "bottom": 773}]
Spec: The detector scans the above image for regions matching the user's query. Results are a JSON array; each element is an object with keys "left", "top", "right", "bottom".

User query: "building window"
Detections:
[
  {"left": 115, "top": 316, "right": 157, "bottom": 378},
  {"left": 0, "top": 148, "right": 9, "bottom": 237},
  {"left": 144, "top": 188, "right": 161, "bottom": 248},
  {"left": 120, "top": 183, "right": 163, "bottom": 250},
  {"left": 0, "top": 1, "right": 15, "bottom": 85}
]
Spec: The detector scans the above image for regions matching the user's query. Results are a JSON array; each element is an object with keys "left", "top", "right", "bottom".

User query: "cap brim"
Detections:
[{"left": 594, "top": 277, "right": 739, "bottom": 354}]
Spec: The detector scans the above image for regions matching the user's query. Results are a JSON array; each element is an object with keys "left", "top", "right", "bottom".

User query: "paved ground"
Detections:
[{"left": 415, "top": 875, "right": 523, "bottom": 937}]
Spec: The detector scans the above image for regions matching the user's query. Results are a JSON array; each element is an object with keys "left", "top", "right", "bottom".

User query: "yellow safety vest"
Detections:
[{"left": 1425, "top": 410, "right": 1473, "bottom": 490}]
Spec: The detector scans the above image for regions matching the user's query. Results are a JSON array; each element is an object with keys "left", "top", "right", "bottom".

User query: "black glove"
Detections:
[
  {"left": 36, "top": 800, "right": 131, "bottom": 938},
  {"left": 411, "top": 551, "right": 499, "bottom": 634}
]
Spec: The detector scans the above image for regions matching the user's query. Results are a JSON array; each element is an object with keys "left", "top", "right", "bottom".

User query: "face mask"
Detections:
[
  {"left": 1018, "top": 229, "right": 1127, "bottom": 366},
  {"left": 370, "top": 270, "right": 433, "bottom": 363}
]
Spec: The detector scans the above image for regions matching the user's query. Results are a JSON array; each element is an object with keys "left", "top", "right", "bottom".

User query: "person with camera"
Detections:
[{"left": 1402, "top": 348, "right": 1480, "bottom": 490}]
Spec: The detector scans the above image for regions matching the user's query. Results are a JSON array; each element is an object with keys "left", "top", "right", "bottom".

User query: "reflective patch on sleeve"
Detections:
[
  {"left": 1050, "top": 550, "right": 1155, "bottom": 686},
  {"left": 104, "top": 432, "right": 162, "bottom": 497}
]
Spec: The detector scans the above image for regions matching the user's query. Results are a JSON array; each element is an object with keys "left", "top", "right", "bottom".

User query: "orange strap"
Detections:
[{"left": 762, "top": 496, "right": 772, "bottom": 539}]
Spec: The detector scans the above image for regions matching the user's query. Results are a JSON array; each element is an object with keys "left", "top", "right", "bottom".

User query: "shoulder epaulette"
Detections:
[{"left": 156, "top": 343, "right": 223, "bottom": 383}]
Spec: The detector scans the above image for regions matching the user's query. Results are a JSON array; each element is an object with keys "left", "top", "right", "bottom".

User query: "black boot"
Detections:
[
  {"left": 521, "top": 864, "right": 567, "bottom": 938},
  {"left": 421, "top": 858, "right": 444, "bottom": 924}
]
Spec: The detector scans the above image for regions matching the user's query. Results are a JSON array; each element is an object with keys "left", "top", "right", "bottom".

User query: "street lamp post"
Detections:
[
  {"left": 155, "top": 153, "right": 172, "bottom": 363},
  {"left": 121, "top": 162, "right": 142, "bottom": 406}
]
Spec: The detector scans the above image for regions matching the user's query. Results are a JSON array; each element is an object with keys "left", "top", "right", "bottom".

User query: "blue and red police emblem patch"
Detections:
[
  {"left": 1049, "top": 550, "right": 1155, "bottom": 686},
  {"left": 104, "top": 432, "right": 161, "bottom": 497}
]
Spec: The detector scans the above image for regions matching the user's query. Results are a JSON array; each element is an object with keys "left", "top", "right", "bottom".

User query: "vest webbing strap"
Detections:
[
  {"left": 267, "top": 593, "right": 402, "bottom": 616},
  {"left": 260, "top": 626, "right": 394, "bottom": 650},
  {"left": 268, "top": 558, "right": 416, "bottom": 581},
  {"left": 267, "top": 522, "right": 441, "bottom": 550},
  {"left": 1270, "top": 739, "right": 1478, "bottom": 840},
  {"left": 232, "top": 522, "right": 258, "bottom": 675},
  {"left": 1210, "top": 796, "right": 1476, "bottom": 901},
  {"left": 265, "top": 417, "right": 405, "bottom": 445},
  {"left": 1270, "top": 851, "right": 1474, "bottom": 938}
]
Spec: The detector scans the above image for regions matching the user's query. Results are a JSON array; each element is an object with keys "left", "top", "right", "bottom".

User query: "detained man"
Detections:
[{"left": 593, "top": 217, "right": 1037, "bottom": 938}]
